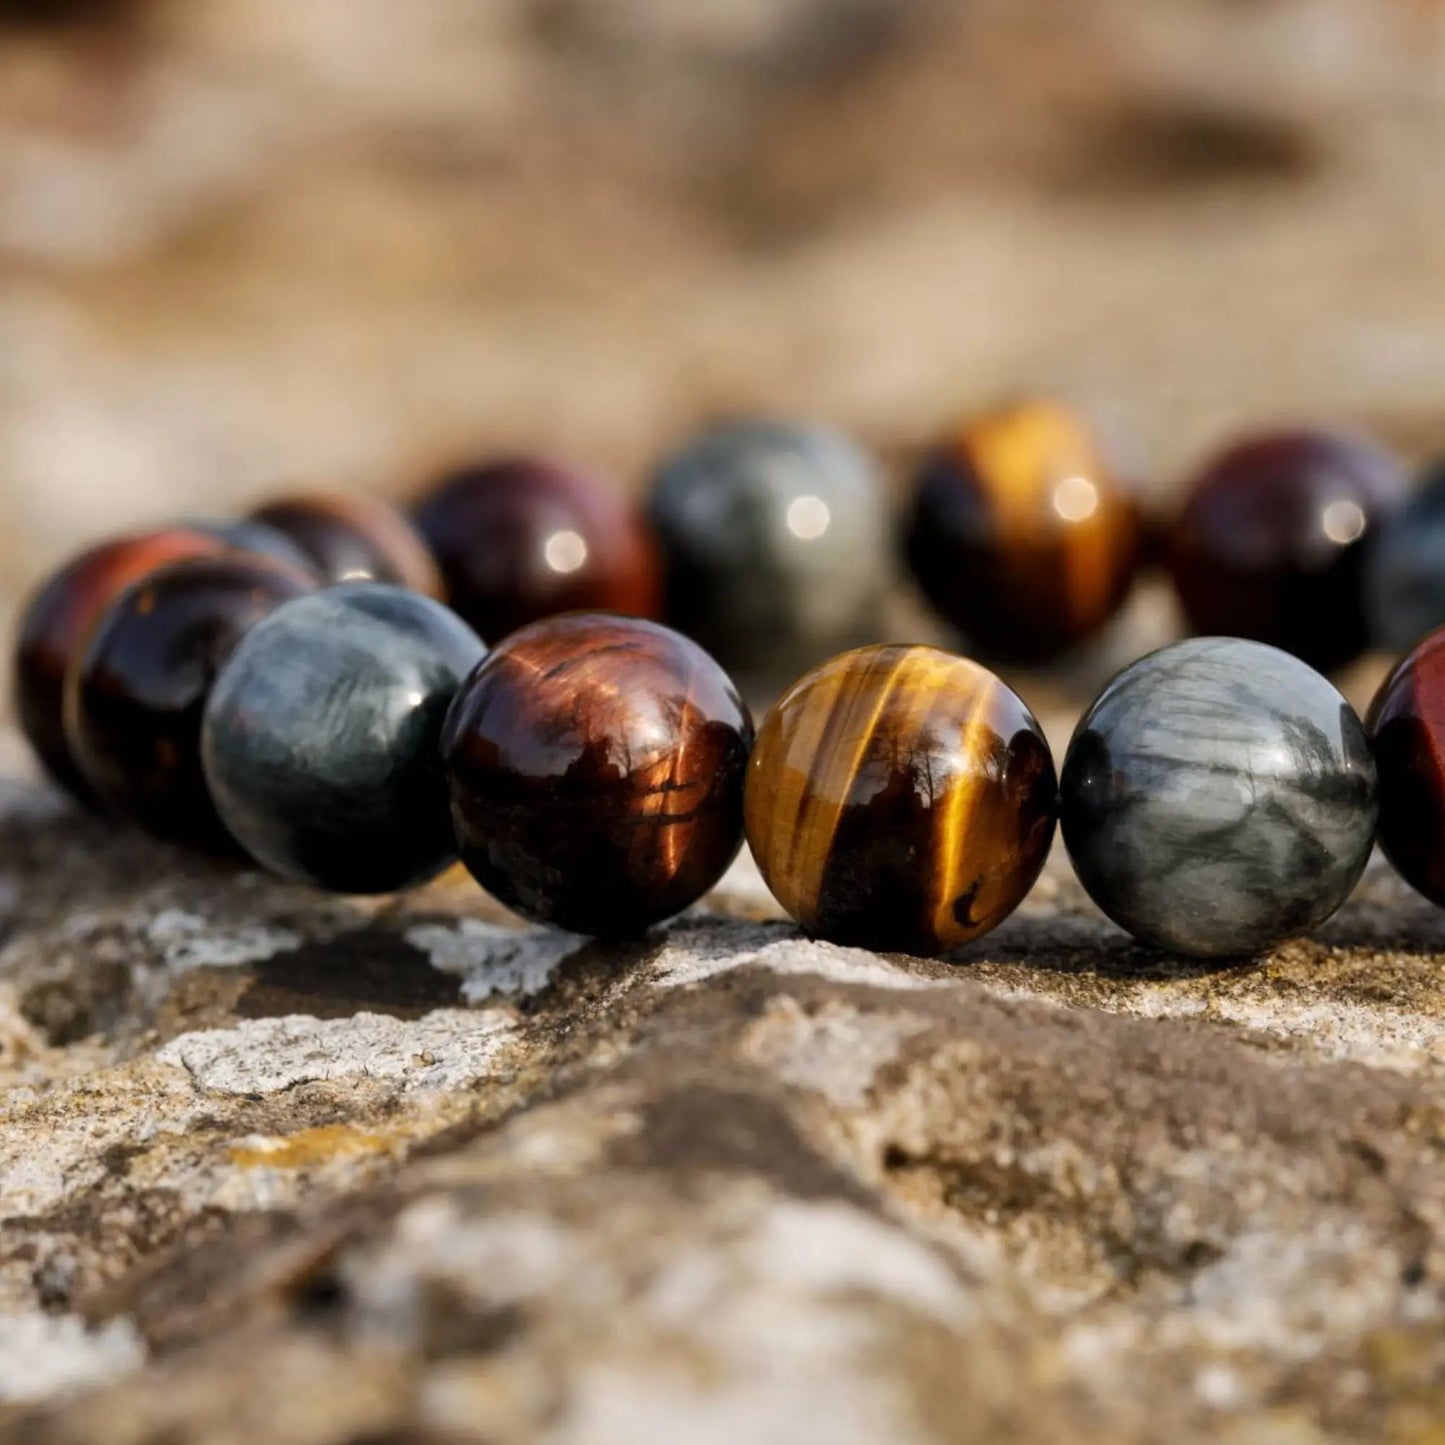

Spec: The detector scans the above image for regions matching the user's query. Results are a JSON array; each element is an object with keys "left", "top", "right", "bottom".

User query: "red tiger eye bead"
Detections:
[
  {"left": 248, "top": 492, "right": 442, "bottom": 596},
  {"left": 65, "top": 553, "right": 315, "bottom": 849},
  {"left": 412, "top": 458, "right": 661, "bottom": 643},
  {"left": 441, "top": 614, "right": 753, "bottom": 935},
  {"left": 1367, "top": 626, "right": 1445, "bottom": 907},
  {"left": 1168, "top": 427, "right": 1406, "bottom": 672},
  {"left": 13, "top": 528, "right": 226, "bottom": 800}
]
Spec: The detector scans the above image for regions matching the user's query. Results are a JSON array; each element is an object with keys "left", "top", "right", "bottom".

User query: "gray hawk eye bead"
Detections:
[
  {"left": 201, "top": 583, "right": 485, "bottom": 894},
  {"left": 647, "top": 420, "right": 892, "bottom": 680},
  {"left": 1059, "top": 636, "right": 1378, "bottom": 957}
]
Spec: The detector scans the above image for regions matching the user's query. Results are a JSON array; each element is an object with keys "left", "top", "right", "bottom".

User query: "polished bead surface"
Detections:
[
  {"left": 904, "top": 401, "right": 1143, "bottom": 663},
  {"left": 203, "top": 585, "right": 484, "bottom": 892},
  {"left": 248, "top": 492, "right": 442, "bottom": 596},
  {"left": 1168, "top": 429, "right": 1406, "bottom": 672},
  {"left": 442, "top": 614, "right": 752, "bottom": 935},
  {"left": 66, "top": 554, "right": 315, "bottom": 849},
  {"left": 1060, "top": 637, "right": 1377, "bottom": 957},
  {"left": 647, "top": 420, "right": 892, "bottom": 677},
  {"left": 180, "top": 519, "right": 322, "bottom": 578},
  {"left": 13, "top": 528, "right": 225, "bottom": 801},
  {"left": 1366, "top": 626, "right": 1445, "bottom": 906},
  {"left": 1364, "top": 461, "right": 1445, "bottom": 653},
  {"left": 412, "top": 459, "right": 661, "bottom": 643},
  {"left": 745, "top": 645, "right": 1057, "bottom": 956}
]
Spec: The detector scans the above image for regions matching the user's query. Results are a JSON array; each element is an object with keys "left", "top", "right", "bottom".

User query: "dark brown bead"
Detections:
[
  {"left": 248, "top": 492, "right": 442, "bottom": 596},
  {"left": 442, "top": 614, "right": 753, "bottom": 936},
  {"left": 412, "top": 458, "right": 661, "bottom": 643},
  {"left": 1168, "top": 428, "right": 1406, "bottom": 673},
  {"left": 66, "top": 553, "right": 315, "bottom": 850},
  {"left": 903, "top": 400, "right": 1144, "bottom": 663},
  {"left": 13, "top": 529, "right": 226, "bottom": 801},
  {"left": 1367, "top": 626, "right": 1445, "bottom": 907},
  {"left": 745, "top": 645, "right": 1057, "bottom": 956}
]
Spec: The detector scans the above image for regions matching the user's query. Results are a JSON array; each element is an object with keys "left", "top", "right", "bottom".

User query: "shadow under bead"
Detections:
[
  {"left": 248, "top": 492, "right": 442, "bottom": 596},
  {"left": 202, "top": 585, "right": 484, "bottom": 893},
  {"left": 442, "top": 614, "right": 753, "bottom": 936},
  {"left": 648, "top": 420, "right": 892, "bottom": 680},
  {"left": 745, "top": 644, "right": 1058, "bottom": 956},
  {"left": 65, "top": 553, "right": 316, "bottom": 851},
  {"left": 1060, "top": 637, "right": 1378, "bottom": 957},
  {"left": 412, "top": 458, "right": 661, "bottom": 643},
  {"left": 903, "top": 400, "right": 1144, "bottom": 664},
  {"left": 1366, "top": 626, "right": 1445, "bottom": 907},
  {"left": 1167, "top": 428, "right": 1406, "bottom": 673},
  {"left": 13, "top": 527, "right": 226, "bottom": 801}
]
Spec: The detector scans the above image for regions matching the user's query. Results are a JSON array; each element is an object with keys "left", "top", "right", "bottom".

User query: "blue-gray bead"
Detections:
[
  {"left": 201, "top": 584, "right": 485, "bottom": 893},
  {"left": 1365, "top": 462, "right": 1445, "bottom": 653},
  {"left": 648, "top": 421, "right": 891, "bottom": 677},
  {"left": 1060, "top": 637, "right": 1377, "bottom": 957},
  {"left": 179, "top": 518, "right": 322, "bottom": 579}
]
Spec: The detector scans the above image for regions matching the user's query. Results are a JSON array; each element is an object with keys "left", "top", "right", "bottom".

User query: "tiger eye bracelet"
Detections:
[{"left": 9, "top": 411, "right": 1444, "bottom": 961}]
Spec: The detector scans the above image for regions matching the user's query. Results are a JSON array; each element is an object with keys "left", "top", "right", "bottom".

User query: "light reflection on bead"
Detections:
[
  {"left": 543, "top": 528, "right": 589, "bottom": 575},
  {"left": 786, "top": 494, "right": 832, "bottom": 541}
]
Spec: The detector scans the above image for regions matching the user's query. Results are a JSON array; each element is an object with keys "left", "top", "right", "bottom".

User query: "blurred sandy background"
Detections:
[{"left": 3, "top": 0, "right": 1445, "bottom": 646}]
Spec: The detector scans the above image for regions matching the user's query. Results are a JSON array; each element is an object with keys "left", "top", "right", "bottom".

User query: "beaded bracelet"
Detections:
[{"left": 9, "top": 418, "right": 1445, "bottom": 963}]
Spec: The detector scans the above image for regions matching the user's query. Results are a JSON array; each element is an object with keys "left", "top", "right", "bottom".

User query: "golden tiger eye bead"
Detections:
[
  {"left": 745, "top": 645, "right": 1057, "bottom": 955},
  {"left": 904, "top": 400, "right": 1143, "bottom": 663}
]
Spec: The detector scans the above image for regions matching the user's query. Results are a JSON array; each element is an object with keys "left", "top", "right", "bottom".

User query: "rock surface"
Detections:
[
  {"left": 5, "top": 3, "right": 1445, "bottom": 1439},
  {"left": 1, "top": 731, "right": 1443, "bottom": 1443}
]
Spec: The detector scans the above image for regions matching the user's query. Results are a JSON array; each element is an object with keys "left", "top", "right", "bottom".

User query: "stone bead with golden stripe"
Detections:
[
  {"left": 745, "top": 645, "right": 1057, "bottom": 956},
  {"left": 904, "top": 399, "right": 1143, "bottom": 663}
]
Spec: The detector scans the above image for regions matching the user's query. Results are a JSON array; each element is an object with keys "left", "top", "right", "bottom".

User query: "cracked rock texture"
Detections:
[{"left": 1, "top": 728, "right": 1443, "bottom": 1443}]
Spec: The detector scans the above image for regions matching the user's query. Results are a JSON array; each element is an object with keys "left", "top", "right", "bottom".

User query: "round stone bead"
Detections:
[
  {"left": 412, "top": 459, "right": 661, "bottom": 643},
  {"left": 1366, "top": 626, "right": 1445, "bottom": 906},
  {"left": 13, "top": 528, "right": 226, "bottom": 801},
  {"left": 745, "top": 645, "right": 1057, "bottom": 956},
  {"left": 179, "top": 519, "right": 323, "bottom": 578},
  {"left": 66, "top": 554, "right": 315, "bottom": 850},
  {"left": 903, "top": 400, "right": 1144, "bottom": 663},
  {"left": 248, "top": 492, "right": 442, "bottom": 596},
  {"left": 647, "top": 421, "right": 892, "bottom": 677},
  {"left": 442, "top": 614, "right": 753, "bottom": 936},
  {"left": 1364, "top": 460, "right": 1445, "bottom": 653},
  {"left": 1167, "top": 428, "right": 1406, "bottom": 673},
  {"left": 202, "top": 585, "right": 484, "bottom": 893},
  {"left": 1060, "top": 637, "right": 1377, "bottom": 957}
]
